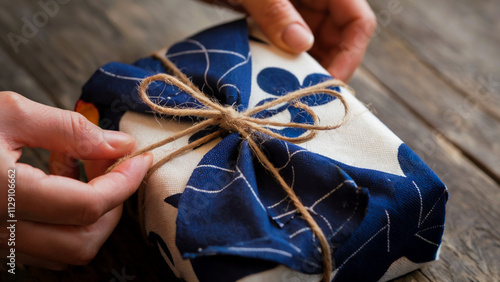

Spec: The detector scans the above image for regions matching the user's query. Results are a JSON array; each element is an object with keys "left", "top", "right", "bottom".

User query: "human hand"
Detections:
[
  {"left": 0, "top": 92, "right": 152, "bottom": 269},
  {"left": 206, "top": 0, "right": 376, "bottom": 81}
]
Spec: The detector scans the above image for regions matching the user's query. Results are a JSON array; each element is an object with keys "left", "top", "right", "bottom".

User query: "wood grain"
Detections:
[
  {"left": 351, "top": 68, "right": 500, "bottom": 281},
  {"left": 368, "top": 0, "right": 500, "bottom": 121},
  {"left": 0, "top": 0, "right": 241, "bottom": 109},
  {"left": 0, "top": 0, "right": 499, "bottom": 281},
  {"left": 362, "top": 28, "right": 500, "bottom": 184}
]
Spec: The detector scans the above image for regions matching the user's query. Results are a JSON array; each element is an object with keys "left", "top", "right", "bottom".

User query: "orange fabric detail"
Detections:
[{"left": 75, "top": 100, "right": 100, "bottom": 126}]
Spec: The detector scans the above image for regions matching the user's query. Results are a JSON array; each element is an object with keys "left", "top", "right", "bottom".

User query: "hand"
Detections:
[
  {"left": 210, "top": 0, "right": 376, "bottom": 81},
  {"left": 0, "top": 92, "right": 153, "bottom": 269}
]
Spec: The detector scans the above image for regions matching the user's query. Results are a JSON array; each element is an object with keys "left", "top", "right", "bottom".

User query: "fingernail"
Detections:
[
  {"left": 281, "top": 23, "right": 314, "bottom": 53},
  {"left": 103, "top": 130, "right": 133, "bottom": 149}
]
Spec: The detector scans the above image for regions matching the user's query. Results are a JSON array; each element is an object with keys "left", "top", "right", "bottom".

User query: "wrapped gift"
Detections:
[{"left": 76, "top": 19, "right": 448, "bottom": 281}]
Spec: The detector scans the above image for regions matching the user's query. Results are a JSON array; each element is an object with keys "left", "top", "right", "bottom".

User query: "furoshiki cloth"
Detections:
[{"left": 77, "top": 19, "right": 448, "bottom": 282}]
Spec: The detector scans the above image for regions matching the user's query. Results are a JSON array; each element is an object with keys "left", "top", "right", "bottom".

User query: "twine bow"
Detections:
[{"left": 108, "top": 53, "right": 351, "bottom": 281}]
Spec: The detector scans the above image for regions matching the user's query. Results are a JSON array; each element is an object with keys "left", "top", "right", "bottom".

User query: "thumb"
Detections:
[{"left": 242, "top": 0, "right": 314, "bottom": 53}]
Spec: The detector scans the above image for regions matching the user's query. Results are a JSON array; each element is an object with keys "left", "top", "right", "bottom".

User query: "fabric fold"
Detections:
[{"left": 176, "top": 133, "right": 369, "bottom": 274}]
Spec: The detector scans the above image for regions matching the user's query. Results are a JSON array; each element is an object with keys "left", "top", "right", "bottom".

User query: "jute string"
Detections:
[{"left": 108, "top": 53, "right": 352, "bottom": 281}]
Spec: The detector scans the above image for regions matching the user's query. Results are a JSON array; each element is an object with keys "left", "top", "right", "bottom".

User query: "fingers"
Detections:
[
  {"left": 83, "top": 159, "right": 117, "bottom": 181},
  {"left": 323, "top": 17, "right": 370, "bottom": 81},
  {"left": 0, "top": 92, "right": 149, "bottom": 269},
  {"left": 326, "top": 0, "right": 375, "bottom": 28},
  {"left": 49, "top": 153, "right": 115, "bottom": 181},
  {"left": 325, "top": 0, "right": 376, "bottom": 81},
  {"left": 297, "top": 0, "right": 376, "bottom": 81},
  {"left": 15, "top": 152, "right": 153, "bottom": 225},
  {"left": 0, "top": 92, "right": 135, "bottom": 160},
  {"left": 0, "top": 206, "right": 123, "bottom": 265},
  {"left": 242, "top": 0, "right": 314, "bottom": 53}
]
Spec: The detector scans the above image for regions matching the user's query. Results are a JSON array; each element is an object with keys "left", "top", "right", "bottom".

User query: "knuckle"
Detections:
[
  {"left": 363, "top": 11, "right": 378, "bottom": 34},
  {"left": 68, "top": 224, "right": 102, "bottom": 265},
  {"left": 62, "top": 111, "right": 100, "bottom": 156},
  {"left": 78, "top": 197, "right": 103, "bottom": 225},
  {"left": 261, "top": 0, "right": 294, "bottom": 21},
  {"left": 0, "top": 91, "right": 22, "bottom": 101},
  {"left": 72, "top": 240, "right": 99, "bottom": 265},
  {"left": 0, "top": 91, "right": 24, "bottom": 114},
  {"left": 0, "top": 92, "right": 29, "bottom": 147},
  {"left": 69, "top": 112, "right": 95, "bottom": 140}
]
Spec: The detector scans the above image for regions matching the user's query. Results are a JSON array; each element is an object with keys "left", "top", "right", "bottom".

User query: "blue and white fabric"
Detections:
[{"left": 79, "top": 19, "right": 448, "bottom": 282}]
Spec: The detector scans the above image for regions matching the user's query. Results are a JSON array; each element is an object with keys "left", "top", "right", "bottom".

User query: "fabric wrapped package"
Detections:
[{"left": 77, "top": 19, "right": 448, "bottom": 281}]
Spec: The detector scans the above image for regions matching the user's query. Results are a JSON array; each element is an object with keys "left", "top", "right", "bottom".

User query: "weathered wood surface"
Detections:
[
  {"left": 369, "top": 0, "right": 500, "bottom": 121},
  {"left": 351, "top": 68, "right": 500, "bottom": 281},
  {"left": 366, "top": 0, "right": 500, "bottom": 184},
  {"left": 0, "top": 0, "right": 498, "bottom": 281}
]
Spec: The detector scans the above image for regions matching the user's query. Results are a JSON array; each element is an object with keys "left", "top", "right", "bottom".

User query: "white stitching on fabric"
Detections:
[{"left": 226, "top": 247, "right": 293, "bottom": 257}]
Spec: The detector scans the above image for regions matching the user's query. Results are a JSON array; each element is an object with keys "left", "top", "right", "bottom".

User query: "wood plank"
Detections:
[
  {"left": 0, "top": 46, "right": 56, "bottom": 107},
  {"left": 0, "top": 45, "right": 54, "bottom": 174},
  {"left": 2, "top": 0, "right": 498, "bottom": 281},
  {"left": 368, "top": 0, "right": 500, "bottom": 121},
  {"left": 361, "top": 28, "right": 500, "bottom": 184},
  {"left": 351, "top": 67, "right": 500, "bottom": 281},
  {"left": 0, "top": 0, "right": 241, "bottom": 110}
]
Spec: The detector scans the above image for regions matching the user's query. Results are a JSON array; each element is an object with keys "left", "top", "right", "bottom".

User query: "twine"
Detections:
[{"left": 108, "top": 53, "right": 352, "bottom": 281}]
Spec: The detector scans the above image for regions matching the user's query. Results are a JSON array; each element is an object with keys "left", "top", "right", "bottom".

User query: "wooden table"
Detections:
[{"left": 0, "top": 0, "right": 498, "bottom": 281}]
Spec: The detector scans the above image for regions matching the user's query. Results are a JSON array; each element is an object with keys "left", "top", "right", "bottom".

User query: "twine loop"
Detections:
[{"left": 108, "top": 53, "right": 353, "bottom": 282}]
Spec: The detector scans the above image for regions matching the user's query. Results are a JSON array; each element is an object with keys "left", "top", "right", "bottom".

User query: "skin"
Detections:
[
  {"left": 0, "top": 92, "right": 152, "bottom": 269},
  {"left": 207, "top": 0, "right": 377, "bottom": 81},
  {"left": 0, "top": 0, "right": 376, "bottom": 269}
]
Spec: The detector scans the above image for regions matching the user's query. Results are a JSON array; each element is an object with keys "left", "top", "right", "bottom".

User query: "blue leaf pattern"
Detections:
[{"left": 256, "top": 67, "right": 340, "bottom": 137}]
